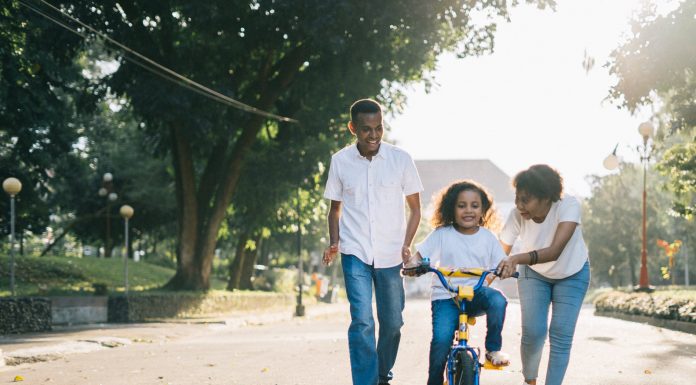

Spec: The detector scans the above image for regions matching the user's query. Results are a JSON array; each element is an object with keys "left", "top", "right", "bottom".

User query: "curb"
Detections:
[
  {"left": 595, "top": 310, "right": 696, "bottom": 335},
  {"left": 0, "top": 301, "right": 347, "bottom": 368}
]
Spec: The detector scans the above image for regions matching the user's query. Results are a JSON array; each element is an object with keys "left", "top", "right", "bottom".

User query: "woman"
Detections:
[{"left": 497, "top": 164, "right": 590, "bottom": 385}]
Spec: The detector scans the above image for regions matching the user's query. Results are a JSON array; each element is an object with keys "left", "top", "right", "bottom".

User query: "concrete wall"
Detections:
[{"left": 51, "top": 297, "right": 108, "bottom": 325}]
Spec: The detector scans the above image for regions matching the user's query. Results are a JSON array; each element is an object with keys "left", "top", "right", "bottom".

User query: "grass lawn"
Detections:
[{"left": 0, "top": 255, "right": 227, "bottom": 296}]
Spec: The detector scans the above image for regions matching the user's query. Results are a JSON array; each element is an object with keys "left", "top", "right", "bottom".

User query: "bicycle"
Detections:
[{"left": 402, "top": 257, "right": 518, "bottom": 385}]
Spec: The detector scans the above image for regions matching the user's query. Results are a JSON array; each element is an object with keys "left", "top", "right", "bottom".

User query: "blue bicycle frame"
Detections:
[{"left": 403, "top": 257, "right": 517, "bottom": 385}]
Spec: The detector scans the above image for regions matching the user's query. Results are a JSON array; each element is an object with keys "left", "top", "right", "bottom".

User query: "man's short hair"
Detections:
[{"left": 350, "top": 99, "right": 382, "bottom": 123}]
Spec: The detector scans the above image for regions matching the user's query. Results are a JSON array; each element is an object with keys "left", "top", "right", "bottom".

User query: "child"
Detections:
[{"left": 414, "top": 180, "right": 510, "bottom": 385}]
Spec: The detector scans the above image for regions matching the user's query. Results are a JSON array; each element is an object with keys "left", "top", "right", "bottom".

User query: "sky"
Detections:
[{"left": 388, "top": 0, "right": 676, "bottom": 197}]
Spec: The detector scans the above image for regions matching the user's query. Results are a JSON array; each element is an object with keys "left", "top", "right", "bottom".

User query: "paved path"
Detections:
[{"left": 2, "top": 299, "right": 696, "bottom": 384}]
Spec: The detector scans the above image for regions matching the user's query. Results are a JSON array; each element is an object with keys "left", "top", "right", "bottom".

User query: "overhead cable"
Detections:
[{"left": 18, "top": 0, "right": 298, "bottom": 123}]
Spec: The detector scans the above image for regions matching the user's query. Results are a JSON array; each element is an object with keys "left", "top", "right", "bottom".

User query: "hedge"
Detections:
[
  {"left": 0, "top": 297, "right": 52, "bottom": 334},
  {"left": 594, "top": 291, "right": 696, "bottom": 323}
]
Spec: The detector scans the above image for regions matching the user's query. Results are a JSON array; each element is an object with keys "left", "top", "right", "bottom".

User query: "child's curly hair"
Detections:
[{"left": 431, "top": 180, "right": 499, "bottom": 230}]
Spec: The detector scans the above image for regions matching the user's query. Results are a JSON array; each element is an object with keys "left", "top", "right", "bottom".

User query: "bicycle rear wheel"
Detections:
[{"left": 453, "top": 350, "right": 476, "bottom": 385}]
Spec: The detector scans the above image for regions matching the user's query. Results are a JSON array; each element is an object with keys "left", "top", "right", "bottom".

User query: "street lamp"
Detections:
[
  {"left": 98, "top": 173, "right": 118, "bottom": 258},
  {"left": 636, "top": 121, "right": 655, "bottom": 292},
  {"left": 604, "top": 122, "right": 655, "bottom": 292},
  {"left": 120, "top": 205, "right": 134, "bottom": 294},
  {"left": 295, "top": 187, "right": 305, "bottom": 317},
  {"left": 3, "top": 177, "right": 22, "bottom": 296}
]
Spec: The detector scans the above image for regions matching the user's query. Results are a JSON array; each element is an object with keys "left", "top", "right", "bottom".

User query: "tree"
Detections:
[
  {"left": 584, "top": 164, "right": 693, "bottom": 287},
  {"left": 0, "top": 1, "right": 95, "bottom": 242},
  {"left": 226, "top": 134, "right": 332, "bottom": 290},
  {"left": 608, "top": 0, "right": 696, "bottom": 218},
  {"left": 60, "top": 0, "right": 555, "bottom": 289},
  {"left": 47, "top": 100, "right": 177, "bottom": 258}
]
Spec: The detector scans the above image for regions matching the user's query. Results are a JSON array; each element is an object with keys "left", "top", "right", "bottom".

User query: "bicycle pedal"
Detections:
[{"left": 483, "top": 359, "right": 505, "bottom": 370}]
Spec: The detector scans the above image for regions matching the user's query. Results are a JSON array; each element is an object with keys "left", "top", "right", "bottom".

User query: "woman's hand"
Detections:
[{"left": 497, "top": 255, "right": 519, "bottom": 279}]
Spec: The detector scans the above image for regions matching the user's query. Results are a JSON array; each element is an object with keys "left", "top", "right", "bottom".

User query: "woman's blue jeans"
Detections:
[
  {"left": 427, "top": 286, "right": 508, "bottom": 385},
  {"left": 341, "top": 254, "right": 405, "bottom": 385},
  {"left": 518, "top": 261, "right": 590, "bottom": 385}
]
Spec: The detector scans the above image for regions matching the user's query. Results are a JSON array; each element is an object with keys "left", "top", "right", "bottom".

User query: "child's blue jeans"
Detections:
[
  {"left": 427, "top": 286, "right": 508, "bottom": 385},
  {"left": 518, "top": 261, "right": 590, "bottom": 385}
]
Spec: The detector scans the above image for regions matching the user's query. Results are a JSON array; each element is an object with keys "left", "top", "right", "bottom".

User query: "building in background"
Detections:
[{"left": 415, "top": 159, "right": 514, "bottom": 221}]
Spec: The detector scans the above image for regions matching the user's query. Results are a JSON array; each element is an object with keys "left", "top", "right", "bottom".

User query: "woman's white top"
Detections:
[
  {"left": 417, "top": 226, "right": 507, "bottom": 301},
  {"left": 499, "top": 195, "right": 588, "bottom": 279}
]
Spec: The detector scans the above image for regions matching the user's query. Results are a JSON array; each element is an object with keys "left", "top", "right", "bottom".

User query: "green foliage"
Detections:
[
  {"left": 609, "top": 1, "right": 696, "bottom": 129},
  {"left": 656, "top": 128, "right": 696, "bottom": 218},
  {"left": 7, "top": 0, "right": 556, "bottom": 289},
  {"left": 50, "top": 101, "right": 177, "bottom": 248},
  {"left": 0, "top": 254, "right": 175, "bottom": 296},
  {"left": 608, "top": 1, "right": 696, "bottom": 218},
  {"left": 583, "top": 164, "right": 695, "bottom": 288},
  {"left": 0, "top": 1, "right": 95, "bottom": 236}
]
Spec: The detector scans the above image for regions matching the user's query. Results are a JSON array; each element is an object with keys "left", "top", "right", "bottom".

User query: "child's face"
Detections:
[{"left": 454, "top": 189, "right": 483, "bottom": 234}]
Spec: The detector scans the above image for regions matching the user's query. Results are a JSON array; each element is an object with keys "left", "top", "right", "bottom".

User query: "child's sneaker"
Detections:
[{"left": 485, "top": 350, "right": 510, "bottom": 366}]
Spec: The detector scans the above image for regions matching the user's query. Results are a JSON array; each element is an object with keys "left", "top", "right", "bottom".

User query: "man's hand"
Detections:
[
  {"left": 323, "top": 243, "right": 339, "bottom": 266},
  {"left": 401, "top": 245, "right": 414, "bottom": 266}
]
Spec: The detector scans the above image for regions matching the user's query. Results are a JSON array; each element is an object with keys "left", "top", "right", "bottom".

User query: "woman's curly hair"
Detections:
[
  {"left": 431, "top": 179, "right": 499, "bottom": 231},
  {"left": 513, "top": 164, "right": 564, "bottom": 202}
]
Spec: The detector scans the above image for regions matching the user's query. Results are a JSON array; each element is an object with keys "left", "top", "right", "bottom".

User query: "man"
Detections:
[{"left": 323, "top": 98, "right": 423, "bottom": 385}]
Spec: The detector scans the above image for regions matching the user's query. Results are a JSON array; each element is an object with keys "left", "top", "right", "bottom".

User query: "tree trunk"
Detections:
[
  {"left": 239, "top": 234, "right": 262, "bottom": 290},
  {"left": 628, "top": 252, "right": 637, "bottom": 287},
  {"left": 164, "top": 46, "right": 308, "bottom": 290},
  {"left": 227, "top": 233, "right": 249, "bottom": 290},
  {"left": 258, "top": 237, "right": 271, "bottom": 267}
]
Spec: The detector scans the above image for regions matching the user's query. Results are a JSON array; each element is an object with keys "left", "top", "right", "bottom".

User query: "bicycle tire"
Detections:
[{"left": 453, "top": 350, "right": 476, "bottom": 385}]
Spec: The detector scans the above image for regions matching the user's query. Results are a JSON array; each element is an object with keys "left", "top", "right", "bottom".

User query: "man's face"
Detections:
[{"left": 348, "top": 112, "right": 383, "bottom": 157}]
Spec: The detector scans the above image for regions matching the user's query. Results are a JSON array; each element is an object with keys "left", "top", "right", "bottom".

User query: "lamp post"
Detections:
[
  {"left": 98, "top": 173, "right": 118, "bottom": 258},
  {"left": 3, "top": 178, "right": 22, "bottom": 297},
  {"left": 295, "top": 187, "right": 305, "bottom": 317},
  {"left": 603, "top": 122, "right": 655, "bottom": 292},
  {"left": 636, "top": 121, "right": 655, "bottom": 292},
  {"left": 120, "top": 205, "right": 134, "bottom": 294}
]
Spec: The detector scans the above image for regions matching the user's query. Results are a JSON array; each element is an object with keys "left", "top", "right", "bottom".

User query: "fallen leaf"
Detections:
[
  {"left": 13, "top": 375, "right": 24, "bottom": 382},
  {"left": 644, "top": 369, "right": 652, "bottom": 374},
  {"left": 261, "top": 368, "right": 269, "bottom": 373}
]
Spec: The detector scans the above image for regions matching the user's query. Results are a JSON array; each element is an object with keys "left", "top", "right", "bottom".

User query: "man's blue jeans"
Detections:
[
  {"left": 427, "top": 287, "right": 508, "bottom": 385},
  {"left": 518, "top": 261, "right": 590, "bottom": 385},
  {"left": 341, "top": 254, "right": 404, "bottom": 385}
]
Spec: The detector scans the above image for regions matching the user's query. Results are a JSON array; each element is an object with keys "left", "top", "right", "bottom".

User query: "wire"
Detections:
[{"left": 18, "top": 0, "right": 298, "bottom": 123}]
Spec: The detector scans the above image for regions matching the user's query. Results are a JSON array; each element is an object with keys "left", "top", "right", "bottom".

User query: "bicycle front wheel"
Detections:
[{"left": 453, "top": 350, "right": 476, "bottom": 385}]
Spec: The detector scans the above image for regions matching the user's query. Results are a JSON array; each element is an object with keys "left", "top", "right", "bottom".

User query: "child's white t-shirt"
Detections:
[
  {"left": 416, "top": 226, "right": 507, "bottom": 301},
  {"left": 499, "top": 195, "right": 588, "bottom": 279}
]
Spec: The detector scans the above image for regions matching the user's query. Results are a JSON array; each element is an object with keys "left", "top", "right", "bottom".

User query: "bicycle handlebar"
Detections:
[{"left": 401, "top": 257, "right": 519, "bottom": 294}]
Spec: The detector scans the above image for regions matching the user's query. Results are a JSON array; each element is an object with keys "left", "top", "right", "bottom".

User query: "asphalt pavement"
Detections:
[{"left": 2, "top": 298, "right": 696, "bottom": 384}]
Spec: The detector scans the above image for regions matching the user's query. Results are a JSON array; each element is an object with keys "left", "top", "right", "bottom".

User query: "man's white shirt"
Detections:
[{"left": 324, "top": 142, "right": 423, "bottom": 268}]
